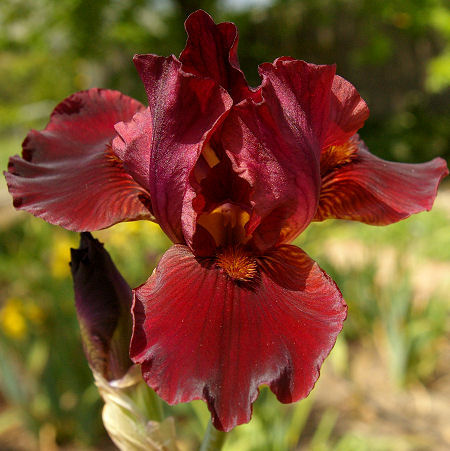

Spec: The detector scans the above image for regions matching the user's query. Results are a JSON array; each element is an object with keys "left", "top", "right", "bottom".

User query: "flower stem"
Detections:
[
  {"left": 200, "top": 421, "right": 227, "bottom": 451},
  {"left": 136, "top": 382, "right": 164, "bottom": 422}
]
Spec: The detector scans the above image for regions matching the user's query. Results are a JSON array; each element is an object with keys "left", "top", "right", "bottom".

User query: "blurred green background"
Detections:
[{"left": 0, "top": 0, "right": 449, "bottom": 450}]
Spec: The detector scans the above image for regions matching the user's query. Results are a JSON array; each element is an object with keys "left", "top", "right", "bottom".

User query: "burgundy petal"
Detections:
[
  {"left": 314, "top": 136, "right": 449, "bottom": 224},
  {"left": 323, "top": 75, "right": 370, "bottom": 148},
  {"left": 130, "top": 244, "right": 346, "bottom": 432},
  {"left": 113, "top": 108, "right": 153, "bottom": 192},
  {"left": 133, "top": 54, "right": 233, "bottom": 244},
  {"left": 5, "top": 89, "right": 152, "bottom": 231},
  {"left": 221, "top": 59, "right": 335, "bottom": 248},
  {"left": 180, "top": 10, "right": 259, "bottom": 103},
  {"left": 71, "top": 232, "right": 133, "bottom": 381},
  {"left": 258, "top": 58, "right": 336, "bottom": 151}
]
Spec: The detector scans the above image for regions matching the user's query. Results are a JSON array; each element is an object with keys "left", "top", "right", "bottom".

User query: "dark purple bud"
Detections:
[{"left": 70, "top": 232, "right": 133, "bottom": 380}]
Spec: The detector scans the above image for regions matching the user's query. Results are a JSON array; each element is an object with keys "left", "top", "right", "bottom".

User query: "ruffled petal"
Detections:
[
  {"left": 71, "top": 232, "right": 133, "bottom": 381},
  {"left": 258, "top": 58, "right": 336, "bottom": 151},
  {"left": 221, "top": 59, "right": 335, "bottom": 249},
  {"left": 133, "top": 54, "right": 233, "bottom": 244},
  {"left": 180, "top": 10, "right": 259, "bottom": 103},
  {"left": 5, "top": 89, "right": 152, "bottom": 231},
  {"left": 323, "top": 75, "right": 369, "bottom": 148},
  {"left": 130, "top": 244, "right": 346, "bottom": 432},
  {"left": 314, "top": 136, "right": 449, "bottom": 224}
]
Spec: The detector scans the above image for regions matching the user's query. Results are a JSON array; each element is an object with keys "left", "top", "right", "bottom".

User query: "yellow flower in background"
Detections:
[
  {"left": 0, "top": 297, "right": 27, "bottom": 340},
  {"left": 51, "top": 234, "right": 78, "bottom": 278},
  {"left": 97, "top": 220, "right": 165, "bottom": 249},
  {"left": 0, "top": 298, "right": 45, "bottom": 341}
]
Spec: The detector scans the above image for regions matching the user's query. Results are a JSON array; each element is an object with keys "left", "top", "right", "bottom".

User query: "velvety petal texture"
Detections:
[
  {"left": 180, "top": 9, "right": 259, "bottom": 103},
  {"left": 133, "top": 54, "right": 233, "bottom": 244},
  {"left": 259, "top": 58, "right": 335, "bottom": 152},
  {"left": 222, "top": 59, "right": 335, "bottom": 249},
  {"left": 323, "top": 75, "right": 369, "bottom": 148},
  {"left": 315, "top": 137, "right": 449, "bottom": 224},
  {"left": 6, "top": 89, "right": 152, "bottom": 231},
  {"left": 71, "top": 232, "right": 133, "bottom": 381},
  {"left": 131, "top": 244, "right": 346, "bottom": 431}
]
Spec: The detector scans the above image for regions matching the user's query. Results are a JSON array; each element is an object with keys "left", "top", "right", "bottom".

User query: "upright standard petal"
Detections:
[
  {"left": 5, "top": 89, "right": 152, "bottom": 231},
  {"left": 180, "top": 9, "right": 259, "bottom": 103},
  {"left": 315, "top": 136, "right": 449, "bottom": 224},
  {"left": 323, "top": 75, "right": 369, "bottom": 148},
  {"left": 71, "top": 233, "right": 133, "bottom": 381},
  {"left": 130, "top": 245, "right": 346, "bottom": 431},
  {"left": 259, "top": 58, "right": 336, "bottom": 153},
  {"left": 133, "top": 54, "right": 233, "bottom": 244},
  {"left": 221, "top": 59, "right": 335, "bottom": 249}
]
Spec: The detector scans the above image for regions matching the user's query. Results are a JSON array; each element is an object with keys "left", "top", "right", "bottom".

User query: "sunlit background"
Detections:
[{"left": 0, "top": 0, "right": 449, "bottom": 450}]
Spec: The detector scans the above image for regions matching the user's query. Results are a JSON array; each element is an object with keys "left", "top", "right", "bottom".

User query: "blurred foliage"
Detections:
[
  {"left": 0, "top": 0, "right": 449, "bottom": 449},
  {"left": 0, "top": 220, "right": 103, "bottom": 446}
]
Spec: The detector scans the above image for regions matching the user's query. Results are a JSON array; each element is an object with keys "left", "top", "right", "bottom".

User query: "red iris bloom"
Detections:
[{"left": 5, "top": 10, "right": 448, "bottom": 431}]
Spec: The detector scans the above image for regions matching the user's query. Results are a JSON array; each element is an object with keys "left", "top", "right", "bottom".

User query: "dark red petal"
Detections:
[
  {"left": 258, "top": 58, "right": 336, "bottom": 151},
  {"left": 130, "top": 244, "right": 346, "bottom": 432},
  {"left": 133, "top": 54, "right": 233, "bottom": 244},
  {"left": 323, "top": 75, "right": 370, "bottom": 148},
  {"left": 113, "top": 108, "right": 153, "bottom": 192},
  {"left": 5, "top": 89, "right": 152, "bottom": 231},
  {"left": 315, "top": 137, "right": 449, "bottom": 224},
  {"left": 221, "top": 59, "right": 335, "bottom": 248},
  {"left": 71, "top": 232, "right": 133, "bottom": 381},
  {"left": 180, "top": 10, "right": 259, "bottom": 103}
]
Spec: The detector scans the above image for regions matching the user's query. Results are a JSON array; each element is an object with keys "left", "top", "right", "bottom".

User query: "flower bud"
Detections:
[{"left": 70, "top": 232, "right": 133, "bottom": 381}]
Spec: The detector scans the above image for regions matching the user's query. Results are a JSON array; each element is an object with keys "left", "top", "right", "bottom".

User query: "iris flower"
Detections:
[{"left": 5, "top": 10, "right": 447, "bottom": 432}]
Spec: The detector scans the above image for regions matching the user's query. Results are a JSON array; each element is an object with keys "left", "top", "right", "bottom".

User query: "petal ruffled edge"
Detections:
[
  {"left": 180, "top": 9, "right": 260, "bottom": 103},
  {"left": 5, "top": 89, "right": 153, "bottom": 231},
  {"left": 130, "top": 244, "right": 346, "bottom": 431}
]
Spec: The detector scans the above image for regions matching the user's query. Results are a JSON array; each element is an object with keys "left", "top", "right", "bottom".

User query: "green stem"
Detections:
[
  {"left": 135, "top": 382, "right": 164, "bottom": 422},
  {"left": 200, "top": 421, "right": 227, "bottom": 451}
]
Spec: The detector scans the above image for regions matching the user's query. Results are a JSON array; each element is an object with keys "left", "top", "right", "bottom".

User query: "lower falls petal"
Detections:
[
  {"left": 130, "top": 244, "right": 347, "bottom": 432},
  {"left": 315, "top": 136, "right": 449, "bottom": 225},
  {"left": 5, "top": 89, "right": 152, "bottom": 231}
]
